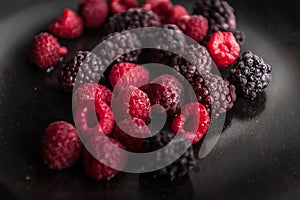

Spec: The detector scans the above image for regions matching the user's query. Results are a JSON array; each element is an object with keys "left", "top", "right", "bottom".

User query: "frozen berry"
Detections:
[
  {"left": 109, "top": 0, "right": 137, "bottom": 15},
  {"left": 171, "top": 44, "right": 212, "bottom": 82},
  {"left": 30, "top": 33, "right": 67, "bottom": 70},
  {"left": 78, "top": 0, "right": 108, "bottom": 29},
  {"left": 57, "top": 51, "right": 106, "bottom": 92},
  {"left": 142, "top": 0, "right": 173, "bottom": 24},
  {"left": 191, "top": 73, "right": 237, "bottom": 119},
  {"left": 168, "top": 5, "right": 189, "bottom": 24},
  {"left": 72, "top": 83, "right": 113, "bottom": 110},
  {"left": 97, "top": 32, "right": 142, "bottom": 73},
  {"left": 112, "top": 86, "right": 151, "bottom": 123},
  {"left": 112, "top": 118, "right": 150, "bottom": 152},
  {"left": 193, "top": 0, "right": 237, "bottom": 45},
  {"left": 229, "top": 51, "right": 272, "bottom": 100},
  {"left": 207, "top": 31, "right": 240, "bottom": 68},
  {"left": 49, "top": 8, "right": 84, "bottom": 39},
  {"left": 83, "top": 136, "right": 127, "bottom": 181},
  {"left": 75, "top": 100, "right": 114, "bottom": 140},
  {"left": 177, "top": 15, "right": 208, "bottom": 42},
  {"left": 142, "top": 130, "right": 196, "bottom": 181},
  {"left": 39, "top": 121, "right": 82, "bottom": 170},
  {"left": 106, "top": 8, "right": 160, "bottom": 33},
  {"left": 109, "top": 62, "right": 149, "bottom": 92},
  {"left": 141, "top": 74, "right": 183, "bottom": 116},
  {"left": 172, "top": 102, "right": 210, "bottom": 144}
]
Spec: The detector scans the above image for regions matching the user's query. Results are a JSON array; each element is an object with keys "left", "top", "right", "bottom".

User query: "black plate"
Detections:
[{"left": 1, "top": 0, "right": 300, "bottom": 199}]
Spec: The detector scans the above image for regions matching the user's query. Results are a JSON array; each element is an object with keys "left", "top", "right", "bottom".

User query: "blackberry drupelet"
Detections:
[
  {"left": 171, "top": 44, "right": 212, "bottom": 82},
  {"left": 229, "top": 51, "right": 272, "bottom": 100},
  {"left": 96, "top": 31, "right": 142, "bottom": 76},
  {"left": 58, "top": 51, "right": 105, "bottom": 92},
  {"left": 193, "top": 0, "right": 245, "bottom": 45},
  {"left": 142, "top": 130, "right": 196, "bottom": 181},
  {"left": 191, "top": 73, "right": 237, "bottom": 119},
  {"left": 105, "top": 8, "right": 161, "bottom": 34}
]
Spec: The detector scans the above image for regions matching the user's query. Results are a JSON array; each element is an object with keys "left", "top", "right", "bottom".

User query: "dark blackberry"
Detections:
[
  {"left": 229, "top": 51, "right": 272, "bottom": 100},
  {"left": 171, "top": 44, "right": 212, "bottom": 82},
  {"left": 105, "top": 8, "right": 161, "bottom": 34},
  {"left": 142, "top": 130, "right": 196, "bottom": 181},
  {"left": 141, "top": 24, "right": 187, "bottom": 65},
  {"left": 191, "top": 73, "right": 237, "bottom": 119},
  {"left": 193, "top": 0, "right": 245, "bottom": 45},
  {"left": 57, "top": 51, "right": 105, "bottom": 92},
  {"left": 95, "top": 31, "right": 142, "bottom": 77}
]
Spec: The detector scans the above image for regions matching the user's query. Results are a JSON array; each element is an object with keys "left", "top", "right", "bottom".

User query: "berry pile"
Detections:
[{"left": 30, "top": 0, "right": 272, "bottom": 182}]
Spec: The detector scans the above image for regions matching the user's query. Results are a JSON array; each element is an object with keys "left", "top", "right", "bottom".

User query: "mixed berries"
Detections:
[{"left": 32, "top": 0, "right": 272, "bottom": 181}]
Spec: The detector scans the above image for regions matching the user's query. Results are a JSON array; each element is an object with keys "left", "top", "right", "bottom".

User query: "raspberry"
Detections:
[
  {"left": 109, "top": 0, "right": 138, "bottom": 15},
  {"left": 142, "top": 130, "right": 196, "bottom": 181},
  {"left": 49, "top": 8, "right": 84, "bottom": 39},
  {"left": 207, "top": 31, "right": 240, "bottom": 68},
  {"left": 30, "top": 33, "right": 67, "bottom": 70},
  {"left": 78, "top": 0, "right": 109, "bottom": 29},
  {"left": 172, "top": 102, "right": 210, "bottom": 144},
  {"left": 168, "top": 5, "right": 189, "bottom": 24},
  {"left": 112, "top": 86, "right": 151, "bottom": 123},
  {"left": 112, "top": 118, "right": 150, "bottom": 152},
  {"left": 171, "top": 44, "right": 212, "bottom": 82},
  {"left": 72, "top": 83, "right": 113, "bottom": 110},
  {"left": 82, "top": 136, "right": 127, "bottom": 181},
  {"left": 109, "top": 62, "right": 149, "bottom": 92},
  {"left": 39, "top": 121, "right": 82, "bottom": 170},
  {"left": 177, "top": 15, "right": 208, "bottom": 42},
  {"left": 106, "top": 8, "right": 160, "bottom": 33},
  {"left": 229, "top": 51, "right": 272, "bottom": 100},
  {"left": 141, "top": 74, "right": 183, "bottom": 116},
  {"left": 57, "top": 51, "right": 106, "bottom": 92},
  {"left": 191, "top": 73, "right": 237, "bottom": 119},
  {"left": 142, "top": 0, "right": 173, "bottom": 24},
  {"left": 75, "top": 100, "right": 114, "bottom": 140},
  {"left": 193, "top": 0, "right": 237, "bottom": 45}
]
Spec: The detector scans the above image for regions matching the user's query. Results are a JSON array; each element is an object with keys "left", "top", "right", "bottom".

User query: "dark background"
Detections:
[{"left": 0, "top": 0, "right": 300, "bottom": 200}]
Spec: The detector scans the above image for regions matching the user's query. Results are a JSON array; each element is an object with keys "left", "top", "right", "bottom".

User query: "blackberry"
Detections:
[
  {"left": 191, "top": 73, "right": 237, "bottom": 119},
  {"left": 57, "top": 51, "right": 105, "bottom": 92},
  {"left": 142, "top": 130, "right": 196, "bottom": 181},
  {"left": 142, "top": 24, "right": 187, "bottom": 65},
  {"left": 229, "top": 51, "right": 272, "bottom": 100},
  {"left": 171, "top": 44, "right": 212, "bottom": 82},
  {"left": 193, "top": 0, "right": 244, "bottom": 45},
  {"left": 95, "top": 31, "right": 142, "bottom": 77},
  {"left": 105, "top": 8, "right": 161, "bottom": 34}
]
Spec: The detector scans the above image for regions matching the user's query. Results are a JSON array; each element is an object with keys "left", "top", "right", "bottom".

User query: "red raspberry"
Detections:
[
  {"left": 49, "top": 8, "right": 84, "bottom": 39},
  {"left": 78, "top": 0, "right": 109, "bottom": 29},
  {"left": 141, "top": 74, "right": 183, "bottom": 116},
  {"left": 72, "top": 83, "right": 113, "bottom": 110},
  {"left": 82, "top": 136, "right": 127, "bottom": 181},
  {"left": 109, "top": 0, "right": 138, "bottom": 15},
  {"left": 112, "top": 118, "right": 150, "bottom": 153},
  {"left": 171, "top": 102, "right": 210, "bottom": 144},
  {"left": 109, "top": 62, "right": 149, "bottom": 92},
  {"left": 30, "top": 33, "right": 68, "bottom": 70},
  {"left": 39, "top": 121, "right": 82, "bottom": 170},
  {"left": 168, "top": 5, "right": 189, "bottom": 24},
  {"left": 142, "top": 0, "right": 173, "bottom": 24},
  {"left": 207, "top": 31, "right": 240, "bottom": 68},
  {"left": 75, "top": 100, "right": 114, "bottom": 139},
  {"left": 177, "top": 15, "right": 208, "bottom": 42},
  {"left": 112, "top": 86, "right": 151, "bottom": 123}
]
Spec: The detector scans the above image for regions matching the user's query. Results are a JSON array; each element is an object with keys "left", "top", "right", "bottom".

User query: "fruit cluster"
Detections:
[{"left": 31, "top": 0, "right": 272, "bottom": 181}]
